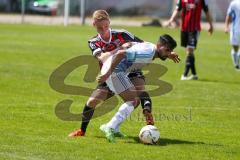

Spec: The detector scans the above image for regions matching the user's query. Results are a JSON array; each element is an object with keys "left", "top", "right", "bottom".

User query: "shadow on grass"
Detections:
[
  {"left": 198, "top": 78, "right": 239, "bottom": 85},
  {"left": 95, "top": 135, "right": 222, "bottom": 147},
  {"left": 126, "top": 136, "right": 222, "bottom": 147}
]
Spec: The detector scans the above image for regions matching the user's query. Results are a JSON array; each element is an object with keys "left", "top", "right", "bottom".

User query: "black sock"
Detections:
[
  {"left": 80, "top": 105, "right": 95, "bottom": 132},
  {"left": 139, "top": 92, "right": 152, "bottom": 112},
  {"left": 189, "top": 54, "right": 196, "bottom": 75},
  {"left": 184, "top": 55, "right": 191, "bottom": 76}
]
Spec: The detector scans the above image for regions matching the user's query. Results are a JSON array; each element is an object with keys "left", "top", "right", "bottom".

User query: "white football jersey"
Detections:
[
  {"left": 115, "top": 42, "right": 156, "bottom": 73},
  {"left": 227, "top": 0, "right": 240, "bottom": 33}
]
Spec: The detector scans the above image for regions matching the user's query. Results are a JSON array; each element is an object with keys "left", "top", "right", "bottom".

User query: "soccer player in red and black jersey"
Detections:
[
  {"left": 68, "top": 10, "right": 154, "bottom": 137},
  {"left": 167, "top": 0, "right": 213, "bottom": 80}
]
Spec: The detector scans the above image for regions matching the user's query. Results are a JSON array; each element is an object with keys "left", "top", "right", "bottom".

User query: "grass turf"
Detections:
[{"left": 0, "top": 23, "right": 239, "bottom": 160}]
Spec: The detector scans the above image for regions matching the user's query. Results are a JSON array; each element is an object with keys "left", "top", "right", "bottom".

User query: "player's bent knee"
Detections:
[
  {"left": 86, "top": 98, "right": 101, "bottom": 108},
  {"left": 133, "top": 99, "right": 140, "bottom": 108},
  {"left": 127, "top": 99, "right": 140, "bottom": 108}
]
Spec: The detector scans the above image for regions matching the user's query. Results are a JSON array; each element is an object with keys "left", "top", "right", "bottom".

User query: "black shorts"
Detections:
[
  {"left": 181, "top": 31, "right": 199, "bottom": 49},
  {"left": 96, "top": 70, "right": 145, "bottom": 98},
  {"left": 127, "top": 71, "right": 145, "bottom": 81}
]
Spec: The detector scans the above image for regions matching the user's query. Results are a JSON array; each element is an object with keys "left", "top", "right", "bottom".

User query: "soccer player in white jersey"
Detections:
[
  {"left": 225, "top": 0, "right": 240, "bottom": 70},
  {"left": 97, "top": 34, "right": 180, "bottom": 142}
]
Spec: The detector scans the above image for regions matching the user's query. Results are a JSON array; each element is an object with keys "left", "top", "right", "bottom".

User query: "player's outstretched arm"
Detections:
[
  {"left": 121, "top": 42, "right": 138, "bottom": 49},
  {"left": 167, "top": 52, "right": 181, "bottom": 63},
  {"left": 96, "top": 42, "right": 136, "bottom": 64},
  {"left": 96, "top": 48, "right": 119, "bottom": 64}
]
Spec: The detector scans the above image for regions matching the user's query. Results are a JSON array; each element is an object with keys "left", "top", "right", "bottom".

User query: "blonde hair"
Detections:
[{"left": 93, "top": 10, "right": 110, "bottom": 21}]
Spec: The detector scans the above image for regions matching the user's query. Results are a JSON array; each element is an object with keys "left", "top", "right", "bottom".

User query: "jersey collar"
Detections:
[{"left": 98, "top": 28, "right": 112, "bottom": 44}]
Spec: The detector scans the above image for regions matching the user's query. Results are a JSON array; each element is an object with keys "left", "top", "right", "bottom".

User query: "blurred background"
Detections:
[{"left": 0, "top": 0, "right": 232, "bottom": 26}]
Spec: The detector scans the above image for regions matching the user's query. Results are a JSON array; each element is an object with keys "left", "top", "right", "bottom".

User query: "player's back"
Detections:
[{"left": 115, "top": 42, "right": 155, "bottom": 73}]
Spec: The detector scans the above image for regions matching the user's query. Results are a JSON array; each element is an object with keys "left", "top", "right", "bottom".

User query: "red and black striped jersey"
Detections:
[
  {"left": 176, "top": 0, "right": 209, "bottom": 32},
  {"left": 88, "top": 29, "right": 143, "bottom": 57}
]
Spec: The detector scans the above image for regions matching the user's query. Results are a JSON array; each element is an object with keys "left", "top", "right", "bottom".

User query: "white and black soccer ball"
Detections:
[{"left": 139, "top": 125, "right": 160, "bottom": 144}]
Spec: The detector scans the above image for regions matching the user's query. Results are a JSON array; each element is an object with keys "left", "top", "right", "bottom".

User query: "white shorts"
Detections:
[
  {"left": 230, "top": 31, "right": 240, "bottom": 45},
  {"left": 106, "top": 72, "right": 134, "bottom": 95}
]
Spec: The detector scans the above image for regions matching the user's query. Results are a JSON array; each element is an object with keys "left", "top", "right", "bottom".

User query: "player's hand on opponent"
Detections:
[
  {"left": 121, "top": 42, "right": 137, "bottom": 49},
  {"left": 96, "top": 73, "right": 110, "bottom": 83},
  {"left": 168, "top": 52, "right": 181, "bottom": 63}
]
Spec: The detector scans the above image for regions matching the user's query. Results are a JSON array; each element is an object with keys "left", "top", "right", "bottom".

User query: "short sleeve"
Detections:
[
  {"left": 126, "top": 46, "right": 137, "bottom": 62},
  {"left": 227, "top": 2, "right": 233, "bottom": 16},
  {"left": 202, "top": 0, "right": 209, "bottom": 13},
  {"left": 88, "top": 40, "right": 102, "bottom": 57},
  {"left": 176, "top": 0, "right": 182, "bottom": 11}
]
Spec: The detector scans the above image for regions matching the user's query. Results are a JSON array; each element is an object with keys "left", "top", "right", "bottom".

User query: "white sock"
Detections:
[
  {"left": 114, "top": 122, "right": 121, "bottom": 133},
  {"left": 106, "top": 101, "right": 134, "bottom": 130},
  {"left": 231, "top": 49, "right": 238, "bottom": 67}
]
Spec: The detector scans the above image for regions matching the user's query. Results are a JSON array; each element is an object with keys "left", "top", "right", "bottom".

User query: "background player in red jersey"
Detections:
[
  {"left": 167, "top": 0, "right": 213, "bottom": 80},
  {"left": 68, "top": 10, "right": 154, "bottom": 137}
]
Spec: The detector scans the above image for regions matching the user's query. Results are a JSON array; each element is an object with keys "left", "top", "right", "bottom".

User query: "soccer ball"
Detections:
[{"left": 139, "top": 125, "right": 160, "bottom": 144}]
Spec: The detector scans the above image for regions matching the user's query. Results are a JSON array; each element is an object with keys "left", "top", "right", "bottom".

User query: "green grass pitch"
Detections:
[{"left": 0, "top": 23, "right": 239, "bottom": 160}]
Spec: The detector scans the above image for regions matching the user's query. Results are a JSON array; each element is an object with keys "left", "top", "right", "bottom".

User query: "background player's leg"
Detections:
[
  {"left": 232, "top": 46, "right": 239, "bottom": 69},
  {"left": 188, "top": 52, "right": 196, "bottom": 76},
  {"left": 185, "top": 51, "right": 198, "bottom": 80},
  {"left": 181, "top": 32, "right": 191, "bottom": 79},
  {"left": 183, "top": 51, "right": 192, "bottom": 77},
  {"left": 182, "top": 32, "right": 198, "bottom": 80}
]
